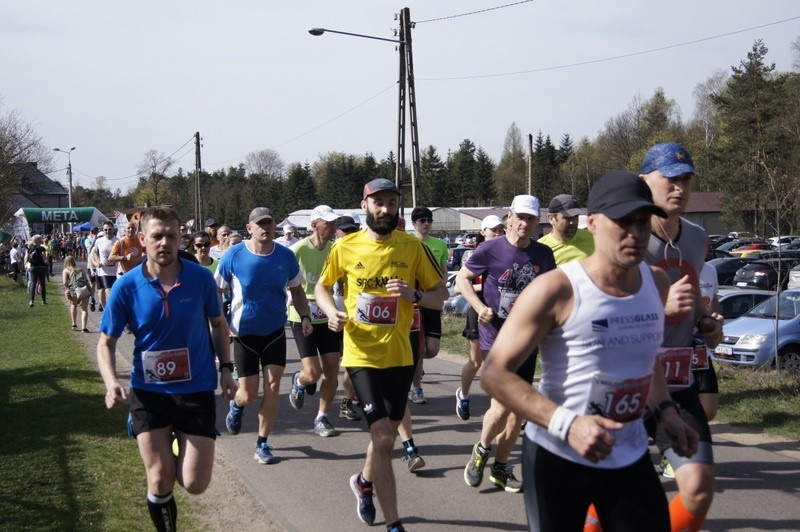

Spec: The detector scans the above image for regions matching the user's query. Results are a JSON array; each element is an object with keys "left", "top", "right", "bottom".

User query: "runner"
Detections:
[
  {"left": 315, "top": 178, "right": 447, "bottom": 531},
  {"left": 640, "top": 142, "right": 722, "bottom": 532},
  {"left": 538, "top": 194, "right": 594, "bottom": 263},
  {"left": 217, "top": 207, "right": 313, "bottom": 464},
  {"left": 97, "top": 205, "right": 237, "bottom": 532},
  {"left": 457, "top": 195, "right": 556, "bottom": 493},
  {"left": 109, "top": 221, "right": 145, "bottom": 275},
  {"left": 287, "top": 204, "right": 342, "bottom": 437},
  {"left": 90, "top": 221, "right": 119, "bottom": 311},
  {"left": 482, "top": 170, "right": 698, "bottom": 531}
]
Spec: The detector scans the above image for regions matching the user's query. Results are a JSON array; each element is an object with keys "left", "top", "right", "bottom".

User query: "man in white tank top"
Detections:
[{"left": 482, "top": 170, "right": 698, "bottom": 532}]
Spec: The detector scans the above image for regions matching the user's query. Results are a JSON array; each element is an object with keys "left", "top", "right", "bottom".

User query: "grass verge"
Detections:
[
  {"left": 0, "top": 277, "right": 202, "bottom": 530},
  {"left": 441, "top": 313, "right": 800, "bottom": 441}
]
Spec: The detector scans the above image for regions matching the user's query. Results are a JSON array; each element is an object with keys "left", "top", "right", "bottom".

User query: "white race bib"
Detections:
[
  {"left": 585, "top": 372, "right": 652, "bottom": 422},
  {"left": 142, "top": 348, "right": 191, "bottom": 383},
  {"left": 355, "top": 293, "right": 399, "bottom": 325}
]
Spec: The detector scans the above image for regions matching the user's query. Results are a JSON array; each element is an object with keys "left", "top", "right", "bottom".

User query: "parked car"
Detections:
[
  {"left": 788, "top": 263, "right": 800, "bottom": 290},
  {"left": 767, "top": 235, "right": 800, "bottom": 248},
  {"left": 706, "top": 257, "right": 754, "bottom": 286},
  {"left": 707, "top": 249, "right": 732, "bottom": 260},
  {"left": 732, "top": 257, "right": 800, "bottom": 290},
  {"left": 728, "top": 242, "right": 775, "bottom": 257},
  {"left": 447, "top": 245, "right": 474, "bottom": 271},
  {"left": 712, "top": 289, "right": 800, "bottom": 373},
  {"left": 443, "top": 293, "right": 470, "bottom": 315},
  {"left": 716, "top": 238, "right": 767, "bottom": 253},
  {"left": 717, "top": 287, "right": 775, "bottom": 323}
]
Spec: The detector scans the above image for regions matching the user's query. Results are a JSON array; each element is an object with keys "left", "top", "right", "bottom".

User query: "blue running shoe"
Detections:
[
  {"left": 254, "top": 441, "right": 276, "bottom": 464},
  {"left": 456, "top": 387, "right": 470, "bottom": 420},
  {"left": 226, "top": 400, "right": 244, "bottom": 435},
  {"left": 289, "top": 371, "right": 305, "bottom": 410},
  {"left": 349, "top": 473, "right": 376, "bottom": 525}
]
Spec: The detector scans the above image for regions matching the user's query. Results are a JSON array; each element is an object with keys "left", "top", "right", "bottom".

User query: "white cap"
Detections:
[
  {"left": 510, "top": 195, "right": 541, "bottom": 217},
  {"left": 481, "top": 215, "right": 504, "bottom": 231},
  {"left": 283, "top": 224, "right": 296, "bottom": 234},
  {"left": 309, "top": 205, "right": 339, "bottom": 224}
]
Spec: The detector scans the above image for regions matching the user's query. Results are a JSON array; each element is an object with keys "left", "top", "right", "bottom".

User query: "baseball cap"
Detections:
[
  {"left": 336, "top": 215, "right": 359, "bottom": 231},
  {"left": 588, "top": 170, "right": 667, "bottom": 219},
  {"left": 283, "top": 224, "right": 296, "bottom": 234},
  {"left": 204, "top": 218, "right": 219, "bottom": 228},
  {"left": 641, "top": 142, "right": 696, "bottom": 178},
  {"left": 248, "top": 207, "right": 274, "bottom": 224},
  {"left": 548, "top": 194, "right": 582, "bottom": 217},
  {"left": 309, "top": 205, "right": 339, "bottom": 223},
  {"left": 510, "top": 195, "right": 541, "bottom": 217},
  {"left": 481, "top": 215, "right": 504, "bottom": 231},
  {"left": 363, "top": 178, "right": 401, "bottom": 199}
]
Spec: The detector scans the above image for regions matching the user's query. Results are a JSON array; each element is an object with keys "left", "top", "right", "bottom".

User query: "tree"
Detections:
[
  {"left": 283, "top": 163, "right": 316, "bottom": 214},
  {"left": 244, "top": 148, "right": 285, "bottom": 180},
  {"left": 134, "top": 149, "right": 175, "bottom": 205},
  {"left": 474, "top": 148, "right": 496, "bottom": 206},
  {"left": 446, "top": 140, "right": 478, "bottom": 206},
  {"left": 419, "top": 146, "right": 448, "bottom": 206},
  {"left": 494, "top": 123, "right": 527, "bottom": 204}
]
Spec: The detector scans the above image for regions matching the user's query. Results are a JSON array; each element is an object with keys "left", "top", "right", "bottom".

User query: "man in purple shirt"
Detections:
[{"left": 456, "top": 194, "right": 556, "bottom": 493}]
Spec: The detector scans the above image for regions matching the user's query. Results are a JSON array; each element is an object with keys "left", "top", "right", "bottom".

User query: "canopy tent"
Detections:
[
  {"left": 14, "top": 207, "right": 109, "bottom": 225},
  {"left": 73, "top": 221, "right": 94, "bottom": 232}
]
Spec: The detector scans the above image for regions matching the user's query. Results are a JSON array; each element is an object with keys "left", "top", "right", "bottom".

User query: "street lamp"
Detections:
[
  {"left": 309, "top": 7, "right": 421, "bottom": 208},
  {"left": 53, "top": 146, "right": 76, "bottom": 209}
]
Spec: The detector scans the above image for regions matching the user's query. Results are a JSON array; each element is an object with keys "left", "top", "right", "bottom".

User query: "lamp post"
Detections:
[
  {"left": 309, "top": 7, "right": 420, "bottom": 208},
  {"left": 53, "top": 146, "right": 76, "bottom": 232}
]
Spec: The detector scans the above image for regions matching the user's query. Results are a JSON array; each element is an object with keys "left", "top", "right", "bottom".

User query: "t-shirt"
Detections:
[
  {"left": 319, "top": 229, "right": 443, "bottom": 369},
  {"left": 699, "top": 262, "right": 718, "bottom": 312},
  {"left": 422, "top": 236, "right": 449, "bottom": 272},
  {"left": 93, "top": 236, "right": 119, "bottom": 277},
  {"left": 214, "top": 242, "right": 302, "bottom": 337},
  {"left": 288, "top": 237, "right": 332, "bottom": 324},
  {"left": 538, "top": 228, "right": 595, "bottom": 266},
  {"left": 464, "top": 236, "right": 556, "bottom": 351},
  {"left": 99, "top": 259, "right": 222, "bottom": 394},
  {"left": 111, "top": 236, "right": 145, "bottom": 273}
]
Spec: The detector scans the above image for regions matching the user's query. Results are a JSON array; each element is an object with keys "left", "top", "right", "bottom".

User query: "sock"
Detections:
[
  {"left": 584, "top": 504, "right": 603, "bottom": 532},
  {"left": 492, "top": 460, "right": 506, "bottom": 471},
  {"left": 669, "top": 493, "right": 705, "bottom": 532},
  {"left": 147, "top": 491, "right": 177, "bottom": 532},
  {"left": 316, "top": 412, "right": 326, "bottom": 422},
  {"left": 458, "top": 388, "right": 469, "bottom": 400},
  {"left": 256, "top": 435, "right": 267, "bottom": 445},
  {"left": 294, "top": 373, "right": 305, "bottom": 389},
  {"left": 402, "top": 438, "right": 416, "bottom": 454},
  {"left": 357, "top": 472, "right": 373, "bottom": 490},
  {"left": 477, "top": 443, "right": 490, "bottom": 455}
]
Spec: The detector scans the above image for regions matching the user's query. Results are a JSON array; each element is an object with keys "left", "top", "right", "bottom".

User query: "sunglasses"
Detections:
[
  {"left": 194, "top": 242, "right": 211, "bottom": 248},
  {"left": 415, "top": 218, "right": 432, "bottom": 224}
]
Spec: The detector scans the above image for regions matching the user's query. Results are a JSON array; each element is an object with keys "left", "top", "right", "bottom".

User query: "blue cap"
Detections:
[{"left": 641, "top": 142, "right": 695, "bottom": 178}]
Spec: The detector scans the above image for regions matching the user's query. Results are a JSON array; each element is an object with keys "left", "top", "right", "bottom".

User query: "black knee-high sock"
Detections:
[{"left": 147, "top": 491, "right": 177, "bottom": 532}]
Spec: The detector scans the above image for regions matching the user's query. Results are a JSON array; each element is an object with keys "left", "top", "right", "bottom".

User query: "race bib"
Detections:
[
  {"left": 142, "top": 348, "right": 191, "bottom": 384},
  {"left": 692, "top": 345, "right": 710, "bottom": 371},
  {"left": 309, "top": 300, "right": 327, "bottom": 321},
  {"left": 497, "top": 289, "right": 519, "bottom": 319},
  {"left": 355, "top": 293, "right": 399, "bottom": 325},
  {"left": 585, "top": 373, "right": 651, "bottom": 422},
  {"left": 658, "top": 347, "right": 693, "bottom": 387},
  {"left": 410, "top": 308, "right": 421, "bottom": 332}
]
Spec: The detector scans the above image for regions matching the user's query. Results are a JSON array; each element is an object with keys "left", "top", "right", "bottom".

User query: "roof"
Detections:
[
  {"left": 685, "top": 191, "right": 723, "bottom": 213},
  {"left": 9, "top": 163, "right": 68, "bottom": 196}
]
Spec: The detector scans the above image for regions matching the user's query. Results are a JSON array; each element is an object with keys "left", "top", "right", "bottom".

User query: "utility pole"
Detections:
[
  {"left": 395, "top": 7, "right": 420, "bottom": 210},
  {"left": 527, "top": 133, "right": 534, "bottom": 195},
  {"left": 194, "top": 132, "right": 202, "bottom": 227}
]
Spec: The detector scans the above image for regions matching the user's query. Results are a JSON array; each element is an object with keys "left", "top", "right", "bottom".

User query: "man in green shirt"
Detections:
[
  {"left": 539, "top": 194, "right": 595, "bottom": 265},
  {"left": 409, "top": 206, "right": 448, "bottom": 404},
  {"left": 288, "top": 205, "right": 342, "bottom": 437}
]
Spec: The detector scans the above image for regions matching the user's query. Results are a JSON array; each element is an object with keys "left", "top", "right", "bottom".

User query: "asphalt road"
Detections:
[{"left": 95, "top": 309, "right": 800, "bottom": 531}]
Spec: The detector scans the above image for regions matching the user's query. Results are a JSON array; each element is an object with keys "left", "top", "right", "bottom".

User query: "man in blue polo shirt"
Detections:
[{"left": 97, "top": 205, "right": 237, "bottom": 532}]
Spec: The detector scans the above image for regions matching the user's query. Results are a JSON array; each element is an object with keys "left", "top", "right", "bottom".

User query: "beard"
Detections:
[{"left": 366, "top": 211, "right": 399, "bottom": 236}]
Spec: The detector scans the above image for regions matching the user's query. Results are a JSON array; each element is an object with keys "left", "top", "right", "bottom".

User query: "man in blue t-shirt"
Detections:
[
  {"left": 456, "top": 194, "right": 557, "bottom": 493},
  {"left": 97, "top": 206, "right": 237, "bottom": 532},
  {"left": 215, "top": 207, "right": 313, "bottom": 465}
]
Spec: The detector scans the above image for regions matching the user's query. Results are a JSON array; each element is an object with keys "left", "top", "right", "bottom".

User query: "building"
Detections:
[{"left": 3, "top": 162, "right": 69, "bottom": 235}]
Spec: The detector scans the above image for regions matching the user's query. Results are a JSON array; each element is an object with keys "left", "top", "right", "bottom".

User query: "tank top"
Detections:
[{"left": 526, "top": 260, "right": 665, "bottom": 469}]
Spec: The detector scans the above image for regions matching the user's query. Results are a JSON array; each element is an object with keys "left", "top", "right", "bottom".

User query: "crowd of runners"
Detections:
[{"left": 14, "top": 141, "right": 716, "bottom": 531}]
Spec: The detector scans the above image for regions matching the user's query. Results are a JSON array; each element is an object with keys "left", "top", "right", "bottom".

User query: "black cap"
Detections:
[
  {"left": 336, "top": 215, "right": 360, "bottom": 231},
  {"left": 588, "top": 170, "right": 667, "bottom": 219},
  {"left": 548, "top": 194, "right": 582, "bottom": 217},
  {"left": 204, "top": 218, "right": 219, "bottom": 228}
]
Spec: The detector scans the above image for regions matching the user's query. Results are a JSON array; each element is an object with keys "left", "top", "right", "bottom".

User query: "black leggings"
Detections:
[{"left": 27, "top": 266, "right": 47, "bottom": 303}]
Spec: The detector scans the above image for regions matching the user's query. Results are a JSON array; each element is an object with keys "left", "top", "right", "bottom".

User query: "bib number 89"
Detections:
[{"left": 156, "top": 360, "right": 177, "bottom": 377}]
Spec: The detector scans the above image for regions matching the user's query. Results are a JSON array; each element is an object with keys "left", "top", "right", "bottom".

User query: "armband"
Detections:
[
  {"left": 547, "top": 406, "right": 577, "bottom": 442},
  {"left": 654, "top": 400, "right": 680, "bottom": 422},
  {"left": 219, "top": 362, "right": 234, "bottom": 373}
]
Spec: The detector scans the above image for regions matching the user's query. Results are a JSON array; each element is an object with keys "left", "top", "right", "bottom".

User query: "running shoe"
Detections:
[
  {"left": 254, "top": 441, "right": 276, "bottom": 464},
  {"left": 404, "top": 451, "right": 426, "bottom": 473},
  {"left": 349, "top": 473, "right": 376, "bottom": 525},
  {"left": 387, "top": 524, "right": 406, "bottom": 532},
  {"left": 306, "top": 380, "right": 317, "bottom": 396},
  {"left": 464, "top": 442, "right": 489, "bottom": 487},
  {"left": 659, "top": 455, "right": 676, "bottom": 478},
  {"left": 456, "top": 387, "right": 470, "bottom": 420},
  {"left": 409, "top": 387, "right": 427, "bottom": 404},
  {"left": 226, "top": 400, "right": 244, "bottom": 435},
  {"left": 490, "top": 463, "right": 523, "bottom": 493},
  {"left": 314, "top": 416, "right": 338, "bottom": 437},
  {"left": 339, "top": 399, "right": 362, "bottom": 421},
  {"left": 71, "top": 324, "right": 78, "bottom": 330},
  {"left": 289, "top": 371, "right": 305, "bottom": 410},
  {"left": 90, "top": 301, "right": 96, "bottom": 312}
]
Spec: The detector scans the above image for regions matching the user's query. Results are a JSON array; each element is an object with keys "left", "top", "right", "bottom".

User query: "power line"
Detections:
[
  {"left": 414, "top": 0, "right": 534, "bottom": 25},
  {"left": 419, "top": 15, "right": 800, "bottom": 81}
]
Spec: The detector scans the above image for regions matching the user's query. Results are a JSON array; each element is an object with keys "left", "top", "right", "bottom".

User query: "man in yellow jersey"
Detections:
[{"left": 316, "top": 178, "right": 448, "bottom": 532}]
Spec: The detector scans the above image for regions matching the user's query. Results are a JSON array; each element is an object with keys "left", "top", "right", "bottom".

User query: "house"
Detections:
[{"left": 3, "top": 162, "right": 69, "bottom": 234}]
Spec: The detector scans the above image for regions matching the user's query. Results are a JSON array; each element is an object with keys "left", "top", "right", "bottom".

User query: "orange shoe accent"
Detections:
[
  {"left": 669, "top": 493, "right": 706, "bottom": 532},
  {"left": 583, "top": 503, "right": 603, "bottom": 532}
]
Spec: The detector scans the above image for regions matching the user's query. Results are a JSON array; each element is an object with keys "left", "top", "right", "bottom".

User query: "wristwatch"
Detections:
[
  {"left": 219, "top": 362, "right": 235, "bottom": 373},
  {"left": 654, "top": 400, "right": 680, "bottom": 422},
  {"left": 413, "top": 289, "right": 423, "bottom": 304}
]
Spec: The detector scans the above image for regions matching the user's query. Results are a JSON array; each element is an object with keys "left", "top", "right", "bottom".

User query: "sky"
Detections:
[{"left": 3, "top": 1, "right": 799, "bottom": 194}]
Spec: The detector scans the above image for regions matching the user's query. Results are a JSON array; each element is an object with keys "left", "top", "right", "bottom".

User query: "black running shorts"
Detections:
[
  {"left": 129, "top": 387, "right": 217, "bottom": 438},
  {"left": 232, "top": 328, "right": 287, "bottom": 377},
  {"left": 290, "top": 321, "right": 340, "bottom": 359},
  {"left": 346, "top": 364, "right": 415, "bottom": 426}
]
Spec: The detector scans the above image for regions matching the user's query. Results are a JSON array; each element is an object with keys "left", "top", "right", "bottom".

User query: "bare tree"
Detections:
[
  {"left": 692, "top": 70, "right": 729, "bottom": 149},
  {"left": 135, "top": 149, "right": 175, "bottom": 205},
  {"left": 244, "top": 148, "right": 285, "bottom": 180}
]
